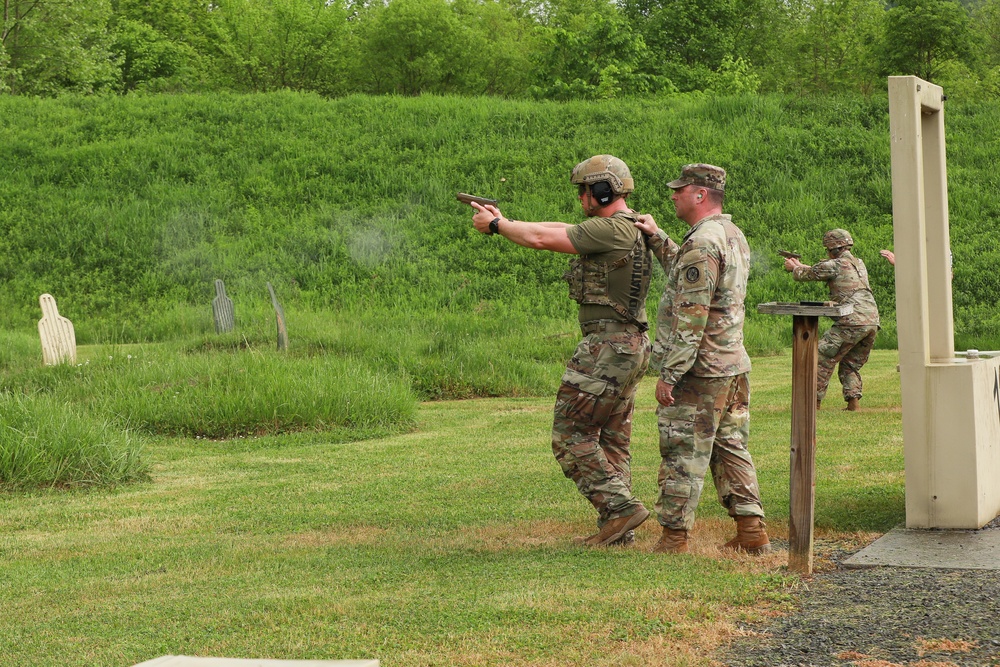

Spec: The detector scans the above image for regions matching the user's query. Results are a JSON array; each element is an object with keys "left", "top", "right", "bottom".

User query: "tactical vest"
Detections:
[
  {"left": 829, "top": 252, "right": 880, "bottom": 327},
  {"left": 562, "top": 211, "right": 653, "bottom": 330},
  {"left": 830, "top": 253, "right": 873, "bottom": 301}
]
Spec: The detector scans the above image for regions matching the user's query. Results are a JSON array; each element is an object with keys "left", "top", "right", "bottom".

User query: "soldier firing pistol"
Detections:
[
  {"left": 464, "top": 155, "right": 655, "bottom": 549},
  {"left": 782, "top": 229, "right": 880, "bottom": 411}
]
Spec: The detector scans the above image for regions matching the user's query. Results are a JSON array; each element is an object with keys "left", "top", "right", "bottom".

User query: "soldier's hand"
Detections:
[
  {"left": 880, "top": 249, "right": 895, "bottom": 266},
  {"left": 471, "top": 202, "right": 502, "bottom": 234},
  {"left": 634, "top": 214, "right": 659, "bottom": 236},
  {"left": 655, "top": 379, "right": 675, "bottom": 407},
  {"left": 783, "top": 257, "right": 800, "bottom": 272}
]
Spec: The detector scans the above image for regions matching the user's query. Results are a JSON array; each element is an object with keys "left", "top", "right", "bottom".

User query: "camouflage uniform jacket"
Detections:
[
  {"left": 792, "top": 251, "right": 880, "bottom": 327},
  {"left": 645, "top": 228, "right": 679, "bottom": 269},
  {"left": 645, "top": 227, "right": 678, "bottom": 346},
  {"left": 653, "top": 213, "right": 752, "bottom": 385}
]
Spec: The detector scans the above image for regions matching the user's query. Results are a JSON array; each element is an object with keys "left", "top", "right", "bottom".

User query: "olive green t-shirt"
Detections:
[{"left": 565, "top": 212, "right": 648, "bottom": 325}]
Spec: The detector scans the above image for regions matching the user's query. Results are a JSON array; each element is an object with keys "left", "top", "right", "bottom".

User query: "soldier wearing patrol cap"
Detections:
[
  {"left": 633, "top": 163, "right": 771, "bottom": 556},
  {"left": 467, "top": 155, "right": 657, "bottom": 548},
  {"left": 784, "top": 228, "right": 880, "bottom": 411}
]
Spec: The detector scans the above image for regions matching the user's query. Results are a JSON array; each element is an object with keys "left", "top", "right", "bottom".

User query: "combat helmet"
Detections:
[
  {"left": 571, "top": 155, "right": 634, "bottom": 196},
  {"left": 822, "top": 229, "right": 854, "bottom": 249}
]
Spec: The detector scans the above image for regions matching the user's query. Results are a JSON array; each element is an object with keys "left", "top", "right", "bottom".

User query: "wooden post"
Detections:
[
  {"left": 789, "top": 315, "right": 819, "bottom": 574},
  {"left": 267, "top": 282, "right": 288, "bottom": 351},
  {"left": 758, "top": 301, "right": 853, "bottom": 575}
]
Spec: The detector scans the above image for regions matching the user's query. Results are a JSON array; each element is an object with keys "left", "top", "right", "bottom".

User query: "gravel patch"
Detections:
[{"left": 722, "top": 522, "right": 1000, "bottom": 667}]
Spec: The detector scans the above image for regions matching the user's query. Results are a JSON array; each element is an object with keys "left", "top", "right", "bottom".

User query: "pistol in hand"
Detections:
[
  {"left": 456, "top": 192, "right": 498, "bottom": 207},
  {"left": 777, "top": 249, "right": 801, "bottom": 260}
]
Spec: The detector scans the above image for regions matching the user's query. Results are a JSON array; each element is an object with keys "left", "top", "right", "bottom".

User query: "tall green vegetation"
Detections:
[
  {"left": 0, "top": 301, "right": 588, "bottom": 488},
  {"left": 0, "top": 390, "right": 148, "bottom": 489},
  {"left": 0, "top": 0, "right": 119, "bottom": 95},
  {"left": 4, "top": 92, "right": 1000, "bottom": 349},
  {"left": 5, "top": 0, "right": 1000, "bottom": 99},
  {"left": 778, "top": 0, "right": 885, "bottom": 95},
  {"left": 0, "top": 303, "right": 584, "bottom": 473}
]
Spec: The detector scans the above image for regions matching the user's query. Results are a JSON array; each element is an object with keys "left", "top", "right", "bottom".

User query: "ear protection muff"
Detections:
[{"left": 590, "top": 181, "right": 614, "bottom": 205}]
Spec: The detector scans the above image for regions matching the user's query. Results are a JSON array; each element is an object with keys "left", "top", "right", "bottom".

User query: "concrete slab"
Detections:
[
  {"left": 843, "top": 527, "right": 1000, "bottom": 570},
  {"left": 132, "top": 658, "right": 378, "bottom": 667}
]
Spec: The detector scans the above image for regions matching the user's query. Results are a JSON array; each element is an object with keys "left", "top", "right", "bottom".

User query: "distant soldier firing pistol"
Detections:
[{"left": 783, "top": 229, "right": 880, "bottom": 411}]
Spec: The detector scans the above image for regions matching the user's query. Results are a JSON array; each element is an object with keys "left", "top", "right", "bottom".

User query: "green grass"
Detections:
[
  {"left": 0, "top": 350, "right": 904, "bottom": 666},
  {"left": 0, "top": 299, "right": 790, "bottom": 489},
  {"left": 747, "top": 350, "right": 904, "bottom": 530},
  {"left": 0, "top": 306, "right": 571, "bottom": 488},
  {"left": 1, "top": 334, "right": 419, "bottom": 443}
]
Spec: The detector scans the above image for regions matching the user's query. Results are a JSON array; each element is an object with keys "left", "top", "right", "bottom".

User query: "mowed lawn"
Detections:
[{"left": 0, "top": 351, "right": 903, "bottom": 667}]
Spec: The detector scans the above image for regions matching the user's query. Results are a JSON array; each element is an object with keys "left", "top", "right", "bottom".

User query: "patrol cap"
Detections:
[
  {"left": 570, "top": 154, "right": 634, "bottom": 195},
  {"left": 667, "top": 163, "right": 726, "bottom": 191},
  {"left": 823, "top": 228, "right": 854, "bottom": 249}
]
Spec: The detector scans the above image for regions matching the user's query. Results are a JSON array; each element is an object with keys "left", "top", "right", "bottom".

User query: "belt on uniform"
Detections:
[{"left": 580, "top": 320, "right": 645, "bottom": 335}]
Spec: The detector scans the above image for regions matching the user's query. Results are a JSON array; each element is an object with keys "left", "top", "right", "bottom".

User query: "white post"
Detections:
[{"left": 888, "top": 76, "right": 1000, "bottom": 528}]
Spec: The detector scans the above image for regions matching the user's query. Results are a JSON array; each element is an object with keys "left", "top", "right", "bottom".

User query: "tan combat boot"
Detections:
[
  {"left": 722, "top": 516, "right": 771, "bottom": 555},
  {"left": 651, "top": 527, "right": 689, "bottom": 554},
  {"left": 844, "top": 397, "right": 860, "bottom": 411},
  {"left": 576, "top": 530, "right": 636, "bottom": 547},
  {"left": 816, "top": 399, "right": 822, "bottom": 411},
  {"left": 582, "top": 507, "right": 650, "bottom": 547}
]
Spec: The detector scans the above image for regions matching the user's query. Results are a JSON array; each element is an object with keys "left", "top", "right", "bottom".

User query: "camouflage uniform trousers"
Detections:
[
  {"left": 552, "top": 328, "right": 651, "bottom": 527},
  {"left": 817, "top": 324, "right": 878, "bottom": 402},
  {"left": 655, "top": 373, "right": 764, "bottom": 531}
]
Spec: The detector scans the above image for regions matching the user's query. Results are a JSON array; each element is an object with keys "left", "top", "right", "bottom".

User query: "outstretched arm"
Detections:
[
  {"left": 470, "top": 202, "right": 577, "bottom": 254},
  {"left": 786, "top": 257, "right": 838, "bottom": 282}
]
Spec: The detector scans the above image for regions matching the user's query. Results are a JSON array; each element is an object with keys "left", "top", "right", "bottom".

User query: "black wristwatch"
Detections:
[{"left": 488, "top": 217, "right": 501, "bottom": 235}]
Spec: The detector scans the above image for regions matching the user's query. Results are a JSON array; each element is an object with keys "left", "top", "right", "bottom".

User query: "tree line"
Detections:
[{"left": 2, "top": 0, "right": 1000, "bottom": 100}]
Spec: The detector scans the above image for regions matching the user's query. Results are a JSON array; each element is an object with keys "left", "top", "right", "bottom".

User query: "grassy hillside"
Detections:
[{"left": 1, "top": 92, "right": 999, "bottom": 348}]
